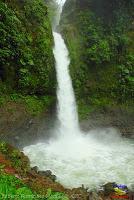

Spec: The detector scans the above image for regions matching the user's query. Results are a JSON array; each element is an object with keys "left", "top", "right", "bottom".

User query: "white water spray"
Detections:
[
  {"left": 53, "top": 32, "right": 79, "bottom": 136},
  {"left": 24, "top": 0, "right": 134, "bottom": 190},
  {"left": 53, "top": 0, "right": 79, "bottom": 136}
]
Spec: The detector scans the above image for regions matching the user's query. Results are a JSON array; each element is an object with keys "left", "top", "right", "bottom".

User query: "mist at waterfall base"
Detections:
[
  {"left": 23, "top": 0, "right": 134, "bottom": 190},
  {"left": 24, "top": 33, "right": 134, "bottom": 190}
]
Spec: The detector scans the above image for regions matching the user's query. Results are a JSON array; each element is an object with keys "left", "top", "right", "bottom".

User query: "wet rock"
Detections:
[
  {"left": 38, "top": 170, "right": 51, "bottom": 176},
  {"left": 50, "top": 174, "right": 56, "bottom": 182},
  {"left": 103, "top": 182, "right": 116, "bottom": 196},
  {"left": 31, "top": 166, "right": 38, "bottom": 173},
  {"left": 38, "top": 170, "right": 56, "bottom": 182},
  {"left": 43, "top": 170, "right": 52, "bottom": 176},
  {"left": 80, "top": 107, "right": 134, "bottom": 137},
  {"left": 0, "top": 102, "right": 55, "bottom": 149}
]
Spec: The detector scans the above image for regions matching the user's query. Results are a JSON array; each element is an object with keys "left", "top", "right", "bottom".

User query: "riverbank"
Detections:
[
  {"left": 0, "top": 141, "right": 134, "bottom": 200},
  {"left": 80, "top": 105, "right": 134, "bottom": 138},
  {"left": 0, "top": 97, "right": 133, "bottom": 149},
  {"left": 0, "top": 96, "right": 56, "bottom": 148}
]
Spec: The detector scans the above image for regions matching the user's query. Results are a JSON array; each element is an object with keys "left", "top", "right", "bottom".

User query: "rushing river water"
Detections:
[{"left": 23, "top": 0, "right": 134, "bottom": 190}]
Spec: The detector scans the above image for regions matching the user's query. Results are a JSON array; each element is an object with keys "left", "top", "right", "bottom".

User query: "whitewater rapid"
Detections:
[{"left": 23, "top": 0, "right": 134, "bottom": 190}]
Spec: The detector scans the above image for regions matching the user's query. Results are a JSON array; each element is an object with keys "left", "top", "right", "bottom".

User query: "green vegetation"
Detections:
[
  {"left": 0, "top": 174, "right": 68, "bottom": 200},
  {"left": 0, "top": 174, "right": 33, "bottom": 200},
  {"left": 0, "top": 141, "right": 69, "bottom": 200},
  {"left": 45, "top": 189, "right": 68, "bottom": 200},
  {"left": 0, "top": 141, "right": 30, "bottom": 172},
  {"left": 77, "top": 99, "right": 94, "bottom": 119},
  {"left": 0, "top": 141, "right": 8, "bottom": 154},
  {"left": 61, "top": 0, "right": 134, "bottom": 117},
  {"left": 0, "top": 0, "right": 56, "bottom": 115},
  {"left": 46, "top": 0, "right": 58, "bottom": 26},
  {"left": 0, "top": 92, "right": 55, "bottom": 115}
]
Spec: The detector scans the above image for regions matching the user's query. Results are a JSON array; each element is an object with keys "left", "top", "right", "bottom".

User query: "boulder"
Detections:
[{"left": 38, "top": 170, "right": 56, "bottom": 182}]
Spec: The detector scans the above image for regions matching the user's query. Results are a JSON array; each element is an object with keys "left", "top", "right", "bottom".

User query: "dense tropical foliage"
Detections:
[
  {"left": 61, "top": 0, "right": 134, "bottom": 118},
  {"left": 0, "top": 0, "right": 56, "bottom": 114},
  {"left": 0, "top": 173, "right": 68, "bottom": 200}
]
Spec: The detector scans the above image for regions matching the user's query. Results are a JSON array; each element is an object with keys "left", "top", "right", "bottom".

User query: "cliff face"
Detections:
[
  {"left": 0, "top": 0, "right": 56, "bottom": 144},
  {"left": 60, "top": 0, "right": 134, "bottom": 120}
]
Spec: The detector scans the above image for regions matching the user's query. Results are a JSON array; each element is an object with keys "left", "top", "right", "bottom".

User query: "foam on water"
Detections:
[
  {"left": 23, "top": 0, "right": 134, "bottom": 190},
  {"left": 24, "top": 129, "right": 134, "bottom": 189}
]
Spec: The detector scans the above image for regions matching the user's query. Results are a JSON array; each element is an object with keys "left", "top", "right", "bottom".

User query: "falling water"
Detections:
[
  {"left": 53, "top": 0, "right": 79, "bottom": 136},
  {"left": 24, "top": 0, "right": 134, "bottom": 190},
  {"left": 53, "top": 32, "right": 79, "bottom": 136}
]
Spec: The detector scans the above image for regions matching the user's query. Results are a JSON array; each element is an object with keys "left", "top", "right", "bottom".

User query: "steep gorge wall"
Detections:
[
  {"left": 60, "top": 0, "right": 134, "bottom": 120},
  {"left": 0, "top": 0, "right": 56, "bottom": 145}
]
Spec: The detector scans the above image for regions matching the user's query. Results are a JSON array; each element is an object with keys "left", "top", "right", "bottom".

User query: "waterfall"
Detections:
[
  {"left": 53, "top": 0, "right": 80, "bottom": 136},
  {"left": 53, "top": 32, "right": 79, "bottom": 135},
  {"left": 23, "top": 0, "right": 134, "bottom": 190}
]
